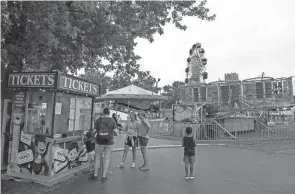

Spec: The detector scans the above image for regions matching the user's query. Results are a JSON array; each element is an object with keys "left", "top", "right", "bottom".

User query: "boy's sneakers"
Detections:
[
  {"left": 131, "top": 163, "right": 136, "bottom": 168},
  {"left": 189, "top": 176, "right": 195, "bottom": 180},
  {"left": 184, "top": 176, "right": 189, "bottom": 180}
]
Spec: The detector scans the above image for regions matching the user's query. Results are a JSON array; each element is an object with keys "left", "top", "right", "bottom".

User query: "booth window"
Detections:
[
  {"left": 26, "top": 91, "right": 54, "bottom": 136},
  {"left": 54, "top": 93, "right": 92, "bottom": 137}
]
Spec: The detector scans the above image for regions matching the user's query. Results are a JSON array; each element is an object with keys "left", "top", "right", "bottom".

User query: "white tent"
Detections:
[{"left": 98, "top": 84, "right": 168, "bottom": 101}]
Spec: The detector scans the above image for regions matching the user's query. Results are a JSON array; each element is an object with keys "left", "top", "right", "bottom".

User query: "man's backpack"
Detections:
[{"left": 96, "top": 117, "right": 113, "bottom": 143}]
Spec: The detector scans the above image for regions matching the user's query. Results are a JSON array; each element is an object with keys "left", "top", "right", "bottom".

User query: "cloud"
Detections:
[{"left": 134, "top": 0, "right": 295, "bottom": 92}]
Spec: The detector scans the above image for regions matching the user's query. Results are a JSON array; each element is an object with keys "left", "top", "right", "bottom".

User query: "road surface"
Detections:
[{"left": 41, "top": 145, "right": 295, "bottom": 194}]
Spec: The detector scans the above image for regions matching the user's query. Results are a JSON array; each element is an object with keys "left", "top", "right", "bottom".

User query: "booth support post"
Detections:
[
  {"left": 90, "top": 96, "right": 95, "bottom": 129},
  {"left": 48, "top": 90, "right": 56, "bottom": 177}
]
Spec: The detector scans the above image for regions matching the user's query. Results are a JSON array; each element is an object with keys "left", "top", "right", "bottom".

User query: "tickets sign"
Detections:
[
  {"left": 20, "top": 132, "right": 32, "bottom": 146},
  {"left": 8, "top": 73, "right": 55, "bottom": 88},
  {"left": 54, "top": 148, "right": 66, "bottom": 162},
  {"left": 57, "top": 74, "right": 99, "bottom": 96},
  {"left": 54, "top": 160, "right": 68, "bottom": 173},
  {"left": 16, "top": 150, "right": 34, "bottom": 165}
]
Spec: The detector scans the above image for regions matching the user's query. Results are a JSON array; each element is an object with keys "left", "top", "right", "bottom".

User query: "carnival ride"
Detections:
[{"left": 175, "top": 42, "right": 294, "bottom": 139}]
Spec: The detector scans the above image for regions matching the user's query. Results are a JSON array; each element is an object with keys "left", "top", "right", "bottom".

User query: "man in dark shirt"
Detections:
[
  {"left": 91, "top": 108, "right": 118, "bottom": 182},
  {"left": 182, "top": 126, "right": 196, "bottom": 180}
]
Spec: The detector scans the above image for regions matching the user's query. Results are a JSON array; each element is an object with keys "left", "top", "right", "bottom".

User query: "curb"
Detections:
[{"left": 112, "top": 143, "right": 226, "bottom": 152}]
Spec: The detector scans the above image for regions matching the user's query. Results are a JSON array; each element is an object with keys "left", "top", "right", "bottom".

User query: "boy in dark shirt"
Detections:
[
  {"left": 85, "top": 131, "right": 95, "bottom": 174},
  {"left": 182, "top": 126, "right": 196, "bottom": 180}
]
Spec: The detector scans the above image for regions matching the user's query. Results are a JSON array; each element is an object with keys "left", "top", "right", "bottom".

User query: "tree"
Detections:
[
  {"left": 161, "top": 81, "right": 185, "bottom": 109},
  {"left": 2, "top": 1, "right": 215, "bottom": 73},
  {"left": 81, "top": 67, "right": 159, "bottom": 95}
]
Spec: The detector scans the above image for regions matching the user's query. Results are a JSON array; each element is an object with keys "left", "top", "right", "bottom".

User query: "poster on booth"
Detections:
[
  {"left": 52, "top": 141, "right": 89, "bottom": 175},
  {"left": 54, "top": 148, "right": 66, "bottom": 162},
  {"left": 16, "top": 150, "right": 34, "bottom": 165},
  {"left": 9, "top": 91, "right": 26, "bottom": 172},
  {"left": 20, "top": 132, "right": 32, "bottom": 146}
]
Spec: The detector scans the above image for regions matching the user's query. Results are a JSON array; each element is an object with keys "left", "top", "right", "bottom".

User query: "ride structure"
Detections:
[{"left": 174, "top": 42, "right": 294, "bottom": 138}]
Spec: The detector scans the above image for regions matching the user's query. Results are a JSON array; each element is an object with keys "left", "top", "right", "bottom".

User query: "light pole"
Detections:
[{"left": 156, "top": 78, "right": 161, "bottom": 119}]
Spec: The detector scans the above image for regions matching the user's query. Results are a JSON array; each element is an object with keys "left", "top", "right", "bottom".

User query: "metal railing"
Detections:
[{"left": 149, "top": 121, "right": 295, "bottom": 141}]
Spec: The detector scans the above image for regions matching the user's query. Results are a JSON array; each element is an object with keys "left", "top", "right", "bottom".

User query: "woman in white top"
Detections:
[{"left": 117, "top": 112, "right": 140, "bottom": 168}]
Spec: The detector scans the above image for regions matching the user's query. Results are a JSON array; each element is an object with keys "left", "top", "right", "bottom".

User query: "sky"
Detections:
[{"left": 134, "top": 0, "right": 295, "bottom": 91}]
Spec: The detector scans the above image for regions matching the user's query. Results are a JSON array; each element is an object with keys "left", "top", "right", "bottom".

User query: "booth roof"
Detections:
[{"left": 98, "top": 84, "right": 168, "bottom": 101}]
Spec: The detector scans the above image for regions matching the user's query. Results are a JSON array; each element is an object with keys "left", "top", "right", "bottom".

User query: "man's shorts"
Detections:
[
  {"left": 138, "top": 136, "right": 149, "bottom": 147},
  {"left": 95, "top": 144, "right": 113, "bottom": 161},
  {"left": 88, "top": 151, "right": 95, "bottom": 162},
  {"left": 183, "top": 155, "right": 196, "bottom": 163},
  {"left": 125, "top": 136, "right": 138, "bottom": 147}
]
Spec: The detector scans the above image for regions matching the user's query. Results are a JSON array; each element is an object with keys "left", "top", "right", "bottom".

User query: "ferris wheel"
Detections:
[{"left": 185, "top": 43, "right": 208, "bottom": 84}]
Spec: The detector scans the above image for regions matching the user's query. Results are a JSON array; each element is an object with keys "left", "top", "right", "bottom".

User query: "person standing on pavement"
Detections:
[
  {"left": 182, "top": 126, "right": 196, "bottom": 180},
  {"left": 138, "top": 113, "right": 151, "bottom": 171},
  {"left": 84, "top": 131, "right": 96, "bottom": 174},
  {"left": 91, "top": 108, "right": 118, "bottom": 182},
  {"left": 117, "top": 112, "right": 139, "bottom": 168}
]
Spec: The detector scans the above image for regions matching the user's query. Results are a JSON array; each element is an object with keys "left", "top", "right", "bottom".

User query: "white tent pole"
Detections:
[{"left": 116, "top": 100, "right": 118, "bottom": 114}]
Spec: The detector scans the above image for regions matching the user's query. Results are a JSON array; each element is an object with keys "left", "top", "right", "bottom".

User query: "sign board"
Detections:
[
  {"left": 8, "top": 73, "right": 55, "bottom": 88},
  {"left": 16, "top": 150, "right": 34, "bottom": 165},
  {"left": 54, "top": 160, "right": 68, "bottom": 173},
  {"left": 54, "top": 148, "right": 66, "bottom": 162},
  {"left": 57, "top": 74, "right": 99, "bottom": 96},
  {"left": 7, "top": 72, "right": 100, "bottom": 96},
  {"left": 20, "top": 132, "right": 32, "bottom": 146}
]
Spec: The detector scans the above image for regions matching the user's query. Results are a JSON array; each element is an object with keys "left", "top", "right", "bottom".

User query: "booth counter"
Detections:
[{"left": 6, "top": 72, "right": 100, "bottom": 183}]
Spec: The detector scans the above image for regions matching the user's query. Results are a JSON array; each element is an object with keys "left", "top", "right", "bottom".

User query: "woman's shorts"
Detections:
[
  {"left": 138, "top": 136, "right": 149, "bottom": 147},
  {"left": 183, "top": 155, "right": 196, "bottom": 163},
  {"left": 125, "top": 136, "right": 138, "bottom": 147}
]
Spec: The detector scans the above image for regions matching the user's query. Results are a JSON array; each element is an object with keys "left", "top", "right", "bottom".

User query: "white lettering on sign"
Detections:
[
  {"left": 54, "top": 160, "right": 68, "bottom": 173},
  {"left": 54, "top": 148, "right": 66, "bottom": 162},
  {"left": 16, "top": 150, "right": 34, "bottom": 165},
  {"left": 8, "top": 74, "right": 55, "bottom": 87},
  {"left": 59, "top": 75, "right": 98, "bottom": 95},
  {"left": 20, "top": 132, "right": 32, "bottom": 146}
]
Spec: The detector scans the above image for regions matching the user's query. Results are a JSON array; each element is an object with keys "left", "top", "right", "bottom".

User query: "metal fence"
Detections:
[{"left": 148, "top": 121, "right": 295, "bottom": 141}]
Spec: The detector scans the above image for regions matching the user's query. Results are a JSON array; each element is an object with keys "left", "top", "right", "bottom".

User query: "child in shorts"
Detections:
[
  {"left": 182, "top": 126, "right": 196, "bottom": 180},
  {"left": 85, "top": 131, "right": 95, "bottom": 174}
]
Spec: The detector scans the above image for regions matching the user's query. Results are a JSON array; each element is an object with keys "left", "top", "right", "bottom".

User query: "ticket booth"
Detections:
[{"left": 6, "top": 72, "right": 100, "bottom": 185}]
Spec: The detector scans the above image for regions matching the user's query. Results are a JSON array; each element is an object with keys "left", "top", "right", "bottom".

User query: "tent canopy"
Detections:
[{"left": 98, "top": 84, "right": 168, "bottom": 101}]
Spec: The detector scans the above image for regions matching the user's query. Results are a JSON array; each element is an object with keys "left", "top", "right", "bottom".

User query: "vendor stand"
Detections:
[
  {"left": 98, "top": 84, "right": 169, "bottom": 135},
  {"left": 98, "top": 84, "right": 168, "bottom": 116},
  {"left": 6, "top": 71, "right": 99, "bottom": 184}
]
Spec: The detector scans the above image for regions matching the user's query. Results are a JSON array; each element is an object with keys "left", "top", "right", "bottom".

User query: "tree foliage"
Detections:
[
  {"left": 81, "top": 68, "right": 160, "bottom": 95},
  {"left": 2, "top": 1, "right": 215, "bottom": 73},
  {"left": 161, "top": 81, "right": 185, "bottom": 109}
]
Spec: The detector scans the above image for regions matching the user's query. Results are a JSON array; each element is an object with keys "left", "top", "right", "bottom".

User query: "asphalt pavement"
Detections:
[{"left": 40, "top": 145, "right": 295, "bottom": 194}]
